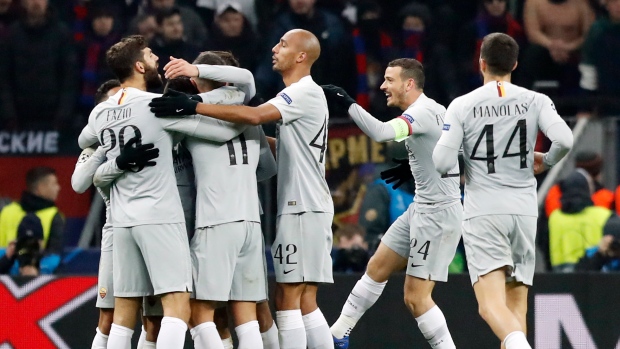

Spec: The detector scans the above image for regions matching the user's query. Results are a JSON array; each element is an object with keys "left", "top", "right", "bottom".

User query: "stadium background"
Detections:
[{"left": 1, "top": 0, "right": 619, "bottom": 347}]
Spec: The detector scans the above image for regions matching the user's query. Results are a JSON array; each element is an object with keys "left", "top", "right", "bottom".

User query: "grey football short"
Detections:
[
  {"left": 463, "top": 215, "right": 536, "bottom": 286},
  {"left": 113, "top": 223, "right": 193, "bottom": 297},
  {"left": 96, "top": 248, "right": 114, "bottom": 308},
  {"left": 382, "top": 202, "right": 463, "bottom": 282},
  {"left": 191, "top": 221, "right": 267, "bottom": 302},
  {"left": 272, "top": 212, "right": 334, "bottom": 284}
]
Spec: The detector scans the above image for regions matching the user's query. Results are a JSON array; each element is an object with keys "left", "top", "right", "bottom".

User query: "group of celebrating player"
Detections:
[{"left": 71, "top": 26, "right": 573, "bottom": 349}]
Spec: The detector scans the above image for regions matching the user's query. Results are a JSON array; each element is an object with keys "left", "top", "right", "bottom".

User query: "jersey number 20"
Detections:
[{"left": 470, "top": 120, "right": 528, "bottom": 174}]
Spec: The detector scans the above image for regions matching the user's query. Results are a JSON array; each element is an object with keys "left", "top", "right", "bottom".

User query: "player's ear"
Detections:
[
  {"left": 407, "top": 78, "right": 416, "bottom": 92},
  {"left": 512, "top": 61, "right": 518, "bottom": 72},
  {"left": 297, "top": 52, "right": 307, "bottom": 63},
  {"left": 135, "top": 61, "right": 146, "bottom": 74},
  {"left": 479, "top": 58, "right": 487, "bottom": 73}
]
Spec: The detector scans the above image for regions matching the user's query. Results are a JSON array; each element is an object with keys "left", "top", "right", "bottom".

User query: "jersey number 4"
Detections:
[
  {"left": 470, "top": 120, "right": 528, "bottom": 174},
  {"left": 309, "top": 117, "right": 327, "bottom": 163}
]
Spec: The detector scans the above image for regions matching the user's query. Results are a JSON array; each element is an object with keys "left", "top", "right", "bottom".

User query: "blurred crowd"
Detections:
[
  {"left": 1, "top": 0, "right": 620, "bottom": 275},
  {"left": 1, "top": 0, "right": 620, "bottom": 132}
]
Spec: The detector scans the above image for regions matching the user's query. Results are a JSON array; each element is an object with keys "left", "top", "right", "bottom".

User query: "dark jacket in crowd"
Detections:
[
  {"left": 205, "top": 19, "right": 259, "bottom": 71},
  {"left": 0, "top": 12, "right": 78, "bottom": 129},
  {"left": 17, "top": 191, "right": 64, "bottom": 254},
  {"left": 255, "top": 8, "right": 356, "bottom": 99},
  {"left": 150, "top": 35, "right": 201, "bottom": 78},
  {"left": 79, "top": 30, "right": 120, "bottom": 109}
]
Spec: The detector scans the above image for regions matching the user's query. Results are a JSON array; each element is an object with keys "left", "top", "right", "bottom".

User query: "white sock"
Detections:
[
  {"left": 331, "top": 273, "right": 386, "bottom": 339},
  {"left": 222, "top": 336, "right": 234, "bottom": 349},
  {"left": 157, "top": 316, "right": 188, "bottom": 349},
  {"left": 91, "top": 327, "right": 108, "bottom": 349},
  {"left": 276, "top": 310, "right": 306, "bottom": 349},
  {"left": 191, "top": 322, "right": 225, "bottom": 349},
  {"left": 236, "top": 320, "right": 263, "bottom": 349},
  {"left": 137, "top": 326, "right": 147, "bottom": 349},
  {"left": 142, "top": 341, "right": 156, "bottom": 349},
  {"left": 504, "top": 331, "right": 532, "bottom": 349},
  {"left": 415, "top": 305, "right": 456, "bottom": 349},
  {"left": 261, "top": 321, "right": 280, "bottom": 349},
  {"left": 107, "top": 324, "right": 134, "bottom": 349},
  {"left": 302, "top": 309, "right": 332, "bottom": 349}
]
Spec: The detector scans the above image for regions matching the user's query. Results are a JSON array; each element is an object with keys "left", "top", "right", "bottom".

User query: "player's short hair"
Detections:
[
  {"left": 210, "top": 51, "right": 240, "bottom": 67},
  {"left": 167, "top": 76, "right": 199, "bottom": 94},
  {"left": 388, "top": 58, "right": 425, "bottom": 90},
  {"left": 95, "top": 79, "right": 121, "bottom": 105},
  {"left": 193, "top": 51, "right": 226, "bottom": 66},
  {"left": 26, "top": 167, "right": 56, "bottom": 193},
  {"left": 480, "top": 33, "right": 519, "bottom": 76},
  {"left": 106, "top": 35, "right": 148, "bottom": 83}
]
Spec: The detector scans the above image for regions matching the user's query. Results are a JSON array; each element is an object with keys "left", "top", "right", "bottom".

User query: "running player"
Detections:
[
  {"left": 149, "top": 29, "right": 334, "bottom": 349},
  {"left": 77, "top": 35, "right": 248, "bottom": 349},
  {"left": 433, "top": 33, "right": 573, "bottom": 349},
  {"left": 321, "top": 58, "right": 461, "bottom": 349}
]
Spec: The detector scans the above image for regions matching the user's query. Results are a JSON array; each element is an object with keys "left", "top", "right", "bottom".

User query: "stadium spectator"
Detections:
[
  {"left": 131, "top": 0, "right": 208, "bottom": 47},
  {"left": 520, "top": 0, "right": 595, "bottom": 95},
  {"left": 0, "top": 0, "right": 17, "bottom": 38},
  {"left": 0, "top": 167, "right": 63, "bottom": 274},
  {"left": 195, "top": 0, "right": 258, "bottom": 29},
  {"left": 78, "top": 6, "right": 120, "bottom": 112},
  {"left": 130, "top": 12, "right": 158, "bottom": 42},
  {"left": 579, "top": 0, "right": 620, "bottom": 114},
  {"left": 333, "top": 224, "right": 370, "bottom": 273},
  {"left": 545, "top": 151, "right": 614, "bottom": 217},
  {"left": 549, "top": 169, "right": 612, "bottom": 272},
  {"left": 456, "top": 0, "right": 525, "bottom": 94},
  {"left": 204, "top": 2, "right": 259, "bottom": 71},
  {"left": 254, "top": 0, "right": 355, "bottom": 99},
  {"left": 0, "top": 0, "right": 78, "bottom": 130},
  {"left": 575, "top": 214, "right": 620, "bottom": 271},
  {"left": 0, "top": 216, "right": 43, "bottom": 276},
  {"left": 395, "top": 2, "right": 459, "bottom": 107},
  {"left": 150, "top": 7, "right": 200, "bottom": 78}
]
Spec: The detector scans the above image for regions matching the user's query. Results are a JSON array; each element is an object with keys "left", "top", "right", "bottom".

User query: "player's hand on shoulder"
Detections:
[
  {"left": 164, "top": 56, "right": 199, "bottom": 79},
  {"left": 380, "top": 157, "right": 413, "bottom": 189},
  {"left": 533, "top": 151, "right": 547, "bottom": 174},
  {"left": 149, "top": 89, "right": 198, "bottom": 117},
  {"left": 321, "top": 84, "right": 356, "bottom": 116},
  {"left": 116, "top": 137, "right": 160, "bottom": 171}
]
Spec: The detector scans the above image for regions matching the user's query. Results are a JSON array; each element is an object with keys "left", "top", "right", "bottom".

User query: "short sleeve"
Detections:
[
  {"left": 436, "top": 100, "right": 464, "bottom": 150},
  {"left": 537, "top": 94, "right": 565, "bottom": 133},
  {"left": 266, "top": 85, "right": 305, "bottom": 125}
]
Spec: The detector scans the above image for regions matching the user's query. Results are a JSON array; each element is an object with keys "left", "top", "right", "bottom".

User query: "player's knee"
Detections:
[
  {"left": 366, "top": 256, "right": 390, "bottom": 282},
  {"left": 478, "top": 302, "right": 497, "bottom": 323},
  {"left": 98, "top": 309, "right": 114, "bottom": 334},
  {"left": 403, "top": 291, "right": 431, "bottom": 310}
]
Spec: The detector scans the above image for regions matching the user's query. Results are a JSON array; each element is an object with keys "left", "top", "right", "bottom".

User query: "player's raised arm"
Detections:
[
  {"left": 536, "top": 95, "right": 574, "bottom": 172},
  {"left": 256, "top": 127, "right": 277, "bottom": 182},
  {"left": 433, "top": 102, "right": 464, "bottom": 174}
]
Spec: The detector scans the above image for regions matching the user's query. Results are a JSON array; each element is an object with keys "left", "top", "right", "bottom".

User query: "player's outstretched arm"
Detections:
[
  {"left": 72, "top": 147, "right": 106, "bottom": 193},
  {"left": 322, "top": 84, "right": 411, "bottom": 143},
  {"left": 537, "top": 96, "right": 574, "bottom": 172},
  {"left": 150, "top": 90, "right": 282, "bottom": 126}
]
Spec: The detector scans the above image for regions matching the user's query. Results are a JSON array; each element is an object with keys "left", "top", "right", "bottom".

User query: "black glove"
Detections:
[
  {"left": 116, "top": 137, "right": 160, "bottom": 171},
  {"left": 149, "top": 89, "right": 198, "bottom": 117},
  {"left": 321, "top": 84, "right": 356, "bottom": 116},
  {"left": 380, "top": 157, "right": 413, "bottom": 189}
]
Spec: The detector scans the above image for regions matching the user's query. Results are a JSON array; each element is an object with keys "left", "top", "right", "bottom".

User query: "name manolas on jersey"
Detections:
[
  {"left": 267, "top": 76, "right": 334, "bottom": 216},
  {"left": 438, "top": 81, "right": 566, "bottom": 219}
]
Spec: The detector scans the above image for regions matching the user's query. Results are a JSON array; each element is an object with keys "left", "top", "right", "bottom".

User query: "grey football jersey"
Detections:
[
  {"left": 82, "top": 87, "right": 246, "bottom": 227},
  {"left": 437, "top": 81, "right": 566, "bottom": 219},
  {"left": 402, "top": 94, "right": 460, "bottom": 212},
  {"left": 267, "top": 76, "right": 334, "bottom": 215}
]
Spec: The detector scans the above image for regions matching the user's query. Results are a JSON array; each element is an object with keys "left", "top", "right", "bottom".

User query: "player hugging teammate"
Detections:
[{"left": 73, "top": 30, "right": 571, "bottom": 349}]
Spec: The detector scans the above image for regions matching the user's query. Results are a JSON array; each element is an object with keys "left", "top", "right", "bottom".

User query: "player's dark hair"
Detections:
[
  {"left": 192, "top": 51, "right": 226, "bottom": 66},
  {"left": 480, "top": 33, "right": 519, "bottom": 76},
  {"left": 106, "top": 35, "right": 148, "bottom": 83},
  {"left": 210, "top": 51, "right": 240, "bottom": 67},
  {"left": 168, "top": 76, "right": 199, "bottom": 94},
  {"left": 388, "top": 58, "right": 425, "bottom": 90},
  {"left": 155, "top": 7, "right": 181, "bottom": 26},
  {"left": 95, "top": 79, "right": 121, "bottom": 105},
  {"left": 26, "top": 167, "right": 56, "bottom": 193}
]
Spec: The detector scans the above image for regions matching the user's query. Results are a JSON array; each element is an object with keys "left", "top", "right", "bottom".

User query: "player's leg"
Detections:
[
  {"left": 135, "top": 223, "right": 193, "bottom": 349},
  {"left": 91, "top": 309, "right": 113, "bottom": 349},
  {"left": 190, "top": 300, "right": 225, "bottom": 349},
  {"left": 230, "top": 301, "right": 262, "bottom": 349},
  {"left": 143, "top": 314, "right": 162, "bottom": 349},
  {"left": 300, "top": 283, "right": 332, "bottom": 349},
  {"left": 331, "top": 208, "right": 411, "bottom": 344},
  {"left": 215, "top": 306, "right": 233, "bottom": 349},
  {"left": 464, "top": 216, "right": 532, "bottom": 349},
  {"left": 92, "top": 245, "right": 114, "bottom": 349},
  {"left": 108, "top": 227, "right": 150, "bottom": 349},
  {"left": 403, "top": 204, "right": 462, "bottom": 349},
  {"left": 505, "top": 282, "right": 529, "bottom": 336},
  {"left": 257, "top": 301, "right": 280, "bottom": 349},
  {"left": 275, "top": 282, "right": 306, "bottom": 349}
]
